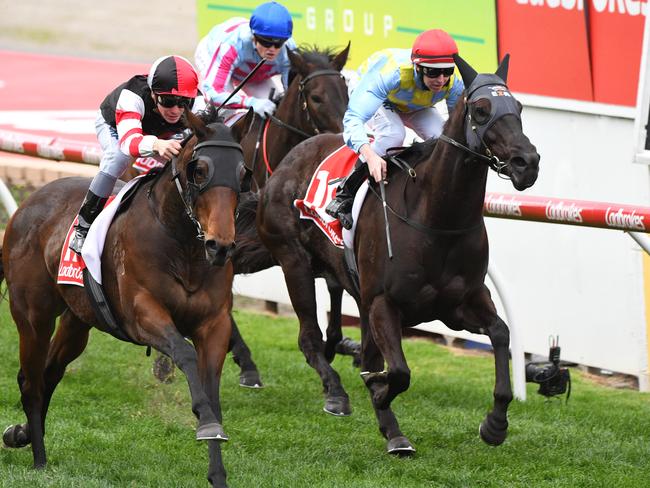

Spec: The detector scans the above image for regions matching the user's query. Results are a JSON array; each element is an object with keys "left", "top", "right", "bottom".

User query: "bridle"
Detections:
[
  {"left": 439, "top": 74, "right": 521, "bottom": 180},
  {"left": 170, "top": 131, "right": 244, "bottom": 241},
  {"left": 297, "top": 69, "right": 346, "bottom": 135}
]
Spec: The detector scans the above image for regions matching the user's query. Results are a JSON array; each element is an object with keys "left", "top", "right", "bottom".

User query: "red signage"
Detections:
[{"left": 497, "top": 0, "right": 647, "bottom": 106}]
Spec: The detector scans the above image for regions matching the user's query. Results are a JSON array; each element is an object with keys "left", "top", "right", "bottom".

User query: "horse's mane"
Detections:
[{"left": 288, "top": 44, "right": 340, "bottom": 85}]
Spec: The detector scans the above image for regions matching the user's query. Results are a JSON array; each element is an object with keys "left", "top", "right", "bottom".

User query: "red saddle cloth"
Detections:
[
  {"left": 294, "top": 145, "right": 357, "bottom": 248},
  {"left": 56, "top": 196, "right": 116, "bottom": 287}
]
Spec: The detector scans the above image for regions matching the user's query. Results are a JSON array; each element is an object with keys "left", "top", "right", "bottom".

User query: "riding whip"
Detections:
[
  {"left": 379, "top": 179, "right": 393, "bottom": 259},
  {"left": 215, "top": 58, "right": 267, "bottom": 113},
  {"left": 251, "top": 87, "right": 275, "bottom": 185}
]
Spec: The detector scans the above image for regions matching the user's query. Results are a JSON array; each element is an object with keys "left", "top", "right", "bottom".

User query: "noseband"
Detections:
[{"left": 171, "top": 136, "right": 244, "bottom": 241}]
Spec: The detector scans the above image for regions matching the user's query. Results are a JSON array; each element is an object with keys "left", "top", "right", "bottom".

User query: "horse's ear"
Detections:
[
  {"left": 287, "top": 47, "right": 308, "bottom": 76},
  {"left": 453, "top": 53, "right": 478, "bottom": 88},
  {"left": 230, "top": 108, "right": 255, "bottom": 142},
  {"left": 495, "top": 53, "right": 510, "bottom": 83},
  {"left": 331, "top": 41, "right": 351, "bottom": 72},
  {"left": 185, "top": 110, "right": 209, "bottom": 139}
]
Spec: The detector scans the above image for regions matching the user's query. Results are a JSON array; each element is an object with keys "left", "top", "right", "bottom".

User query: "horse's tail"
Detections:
[
  {"left": 232, "top": 192, "right": 277, "bottom": 274},
  {"left": 0, "top": 245, "right": 4, "bottom": 285}
]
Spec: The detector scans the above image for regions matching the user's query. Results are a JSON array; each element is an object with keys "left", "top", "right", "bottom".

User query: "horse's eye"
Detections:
[
  {"left": 472, "top": 100, "right": 492, "bottom": 125},
  {"left": 310, "top": 94, "right": 323, "bottom": 104},
  {"left": 190, "top": 160, "right": 210, "bottom": 185}
]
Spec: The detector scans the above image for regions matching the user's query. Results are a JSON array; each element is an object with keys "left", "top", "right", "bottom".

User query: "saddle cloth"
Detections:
[
  {"left": 294, "top": 145, "right": 368, "bottom": 248},
  {"left": 56, "top": 176, "right": 142, "bottom": 287},
  {"left": 132, "top": 156, "right": 164, "bottom": 173}
]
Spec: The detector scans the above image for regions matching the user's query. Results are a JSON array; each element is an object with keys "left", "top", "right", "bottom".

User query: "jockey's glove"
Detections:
[{"left": 250, "top": 98, "right": 277, "bottom": 118}]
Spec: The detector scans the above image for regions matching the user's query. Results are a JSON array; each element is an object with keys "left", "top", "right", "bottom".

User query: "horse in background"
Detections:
[
  {"left": 1, "top": 109, "right": 250, "bottom": 487},
  {"left": 253, "top": 54, "right": 539, "bottom": 451}
]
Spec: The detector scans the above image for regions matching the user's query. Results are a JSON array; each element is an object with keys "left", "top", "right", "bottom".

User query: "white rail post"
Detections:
[{"left": 0, "top": 178, "right": 18, "bottom": 216}]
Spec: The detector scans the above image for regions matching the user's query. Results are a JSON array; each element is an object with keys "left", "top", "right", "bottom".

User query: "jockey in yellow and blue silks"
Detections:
[{"left": 326, "top": 29, "right": 464, "bottom": 230}]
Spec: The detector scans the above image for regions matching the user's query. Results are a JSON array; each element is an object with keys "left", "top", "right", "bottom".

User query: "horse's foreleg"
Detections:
[
  {"left": 228, "top": 313, "right": 263, "bottom": 388},
  {"left": 368, "top": 296, "right": 410, "bottom": 410},
  {"left": 193, "top": 311, "right": 232, "bottom": 488},
  {"left": 479, "top": 314, "right": 513, "bottom": 446},
  {"left": 359, "top": 314, "right": 414, "bottom": 455},
  {"left": 281, "top": 258, "right": 351, "bottom": 416},
  {"left": 133, "top": 297, "right": 221, "bottom": 440}
]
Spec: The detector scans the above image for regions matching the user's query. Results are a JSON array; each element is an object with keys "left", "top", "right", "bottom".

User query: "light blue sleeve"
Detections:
[
  {"left": 445, "top": 76, "right": 465, "bottom": 112},
  {"left": 343, "top": 68, "right": 400, "bottom": 153}
]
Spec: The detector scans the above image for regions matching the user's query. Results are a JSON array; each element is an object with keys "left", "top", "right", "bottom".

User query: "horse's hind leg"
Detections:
[
  {"left": 280, "top": 255, "right": 351, "bottom": 416},
  {"left": 228, "top": 313, "right": 263, "bottom": 388},
  {"left": 4, "top": 303, "right": 56, "bottom": 468},
  {"left": 41, "top": 310, "right": 90, "bottom": 430},
  {"left": 479, "top": 314, "right": 513, "bottom": 446},
  {"left": 360, "top": 309, "right": 415, "bottom": 455}
]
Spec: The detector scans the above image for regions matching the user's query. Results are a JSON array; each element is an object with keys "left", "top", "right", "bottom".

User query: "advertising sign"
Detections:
[{"left": 196, "top": 1, "right": 498, "bottom": 72}]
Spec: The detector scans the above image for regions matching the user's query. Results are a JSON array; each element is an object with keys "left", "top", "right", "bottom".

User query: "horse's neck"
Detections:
[
  {"left": 413, "top": 104, "right": 489, "bottom": 227},
  {"left": 149, "top": 167, "right": 199, "bottom": 243},
  {"left": 266, "top": 82, "right": 312, "bottom": 165}
]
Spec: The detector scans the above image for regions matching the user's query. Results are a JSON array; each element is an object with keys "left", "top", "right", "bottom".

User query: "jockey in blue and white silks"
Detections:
[
  {"left": 194, "top": 1, "right": 296, "bottom": 117},
  {"left": 327, "top": 29, "right": 465, "bottom": 231}
]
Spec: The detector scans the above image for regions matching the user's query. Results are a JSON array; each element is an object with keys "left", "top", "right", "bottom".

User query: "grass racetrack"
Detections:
[{"left": 1, "top": 302, "right": 650, "bottom": 487}]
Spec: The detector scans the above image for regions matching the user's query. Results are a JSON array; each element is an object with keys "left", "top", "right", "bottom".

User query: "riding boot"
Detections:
[
  {"left": 69, "top": 190, "right": 108, "bottom": 255},
  {"left": 325, "top": 161, "right": 370, "bottom": 230}
]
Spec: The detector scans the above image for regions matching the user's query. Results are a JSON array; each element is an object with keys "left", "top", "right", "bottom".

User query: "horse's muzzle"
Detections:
[
  {"left": 508, "top": 151, "right": 540, "bottom": 191},
  {"left": 205, "top": 240, "right": 236, "bottom": 266}
]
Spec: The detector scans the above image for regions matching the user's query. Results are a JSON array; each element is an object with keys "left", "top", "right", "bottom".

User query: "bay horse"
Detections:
[
  {"left": 254, "top": 54, "right": 540, "bottom": 451},
  {"left": 1, "top": 108, "right": 249, "bottom": 487},
  {"left": 229, "top": 43, "right": 357, "bottom": 385}
]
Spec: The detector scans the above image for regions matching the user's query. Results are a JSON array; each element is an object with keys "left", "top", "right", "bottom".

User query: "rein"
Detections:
[
  {"left": 439, "top": 134, "right": 510, "bottom": 178},
  {"left": 252, "top": 69, "right": 345, "bottom": 179}
]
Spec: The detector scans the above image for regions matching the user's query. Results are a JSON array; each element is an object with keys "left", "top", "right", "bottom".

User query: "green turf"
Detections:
[{"left": 1, "top": 301, "right": 649, "bottom": 487}]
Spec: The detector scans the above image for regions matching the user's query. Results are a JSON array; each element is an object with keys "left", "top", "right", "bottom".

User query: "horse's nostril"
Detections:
[{"left": 510, "top": 156, "right": 527, "bottom": 170}]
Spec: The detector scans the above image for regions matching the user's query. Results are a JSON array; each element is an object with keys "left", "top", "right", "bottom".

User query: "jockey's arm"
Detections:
[
  {"left": 343, "top": 70, "right": 396, "bottom": 181},
  {"left": 203, "top": 46, "right": 249, "bottom": 109}
]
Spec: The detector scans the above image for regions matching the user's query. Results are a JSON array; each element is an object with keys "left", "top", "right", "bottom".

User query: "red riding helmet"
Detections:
[
  {"left": 147, "top": 55, "right": 199, "bottom": 98},
  {"left": 411, "top": 29, "right": 458, "bottom": 68}
]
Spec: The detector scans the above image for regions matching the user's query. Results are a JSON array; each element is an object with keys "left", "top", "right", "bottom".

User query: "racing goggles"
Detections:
[
  {"left": 254, "top": 35, "right": 286, "bottom": 49},
  {"left": 419, "top": 66, "right": 455, "bottom": 78},
  {"left": 155, "top": 94, "right": 193, "bottom": 109}
]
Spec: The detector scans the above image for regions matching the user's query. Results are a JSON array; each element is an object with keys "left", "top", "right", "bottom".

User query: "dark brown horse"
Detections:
[
  {"left": 229, "top": 43, "right": 357, "bottom": 385},
  {"left": 1, "top": 109, "right": 250, "bottom": 487},
  {"left": 253, "top": 54, "right": 540, "bottom": 451}
]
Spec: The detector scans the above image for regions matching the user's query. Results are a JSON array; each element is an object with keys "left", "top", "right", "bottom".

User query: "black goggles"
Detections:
[
  {"left": 254, "top": 35, "right": 285, "bottom": 49},
  {"left": 155, "top": 94, "right": 193, "bottom": 109},
  {"left": 419, "top": 66, "right": 455, "bottom": 78}
]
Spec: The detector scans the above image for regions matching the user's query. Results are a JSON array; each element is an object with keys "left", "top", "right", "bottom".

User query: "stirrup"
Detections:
[
  {"left": 325, "top": 197, "right": 352, "bottom": 218},
  {"left": 339, "top": 212, "right": 354, "bottom": 230},
  {"left": 69, "top": 226, "right": 89, "bottom": 255}
]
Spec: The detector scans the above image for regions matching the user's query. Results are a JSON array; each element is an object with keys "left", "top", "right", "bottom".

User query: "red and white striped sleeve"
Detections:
[{"left": 115, "top": 89, "right": 157, "bottom": 157}]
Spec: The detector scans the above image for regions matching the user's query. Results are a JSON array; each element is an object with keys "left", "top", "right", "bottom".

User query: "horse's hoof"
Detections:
[
  {"left": 239, "top": 370, "right": 264, "bottom": 389},
  {"left": 323, "top": 396, "right": 352, "bottom": 416},
  {"left": 387, "top": 436, "right": 416, "bottom": 456},
  {"left": 479, "top": 418, "right": 507, "bottom": 446},
  {"left": 196, "top": 422, "right": 229, "bottom": 442},
  {"left": 3, "top": 424, "right": 30, "bottom": 448}
]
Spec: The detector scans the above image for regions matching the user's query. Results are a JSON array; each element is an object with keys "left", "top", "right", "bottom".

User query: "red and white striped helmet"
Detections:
[
  {"left": 411, "top": 29, "right": 458, "bottom": 68},
  {"left": 147, "top": 55, "right": 199, "bottom": 98}
]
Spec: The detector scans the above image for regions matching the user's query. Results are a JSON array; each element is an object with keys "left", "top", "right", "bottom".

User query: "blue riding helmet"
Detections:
[{"left": 250, "top": 1, "right": 293, "bottom": 40}]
